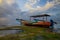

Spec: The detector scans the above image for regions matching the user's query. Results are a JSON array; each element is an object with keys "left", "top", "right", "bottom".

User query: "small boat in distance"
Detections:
[{"left": 16, "top": 14, "right": 51, "bottom": 28}]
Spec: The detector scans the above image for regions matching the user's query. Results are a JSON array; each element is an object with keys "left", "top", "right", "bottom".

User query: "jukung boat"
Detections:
[{"left": 16, "top": 14, "right": 51, "bottom": 28}]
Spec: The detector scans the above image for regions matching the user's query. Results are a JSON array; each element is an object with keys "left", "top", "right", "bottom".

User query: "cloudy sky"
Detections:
[{"left": 0, "top": 0, "right": 60, "bottom": 26}]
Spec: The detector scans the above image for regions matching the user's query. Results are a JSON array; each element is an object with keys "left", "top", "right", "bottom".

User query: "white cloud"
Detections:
[
  {"left": 0, "top": 0, "right": 2, "bottom": 4},
  {"left": 24, "top": 3, "right": 34, "bottom": 10},
  {"left": 35, "top": 1, "right": 54, "bottom": 11},
  {"left": 0, "top": 0, "right": 16, "bottom": 5},
  {"left": 28, "top": 0, "right": 37, "bottom": 5},
  {"left": 24, "top": 0, "right": 60, "bottom": 12},
  {"left": 24, "top": 0, "right": 40, "bottom": 10},
  {"left": 24, "top": 1, "right": 54, "bottom": 13},
  {"left": 6, "top": 0, "right": 15, "bottom": 5}
]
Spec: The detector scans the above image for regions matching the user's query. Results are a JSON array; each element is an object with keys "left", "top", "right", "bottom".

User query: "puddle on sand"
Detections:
[{"left": 0, "top": 29, "right": 23, "bottom": 37}]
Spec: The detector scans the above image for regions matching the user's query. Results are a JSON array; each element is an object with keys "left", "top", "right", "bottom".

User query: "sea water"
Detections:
[
  {"left": 0, "top": 30, "right": 22, "bottom": 37},
  {"left": 54, "top": 24, "right": 60, "bottom": 33}
]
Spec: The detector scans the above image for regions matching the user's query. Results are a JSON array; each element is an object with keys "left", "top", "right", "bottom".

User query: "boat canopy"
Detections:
[{"left": 30, "top": 14, "right": 50, "bottom": 17}]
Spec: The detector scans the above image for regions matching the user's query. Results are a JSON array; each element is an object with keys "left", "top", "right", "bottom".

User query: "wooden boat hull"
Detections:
[{"left": 21, "top": 21, "right": 51, "bottom": 28}]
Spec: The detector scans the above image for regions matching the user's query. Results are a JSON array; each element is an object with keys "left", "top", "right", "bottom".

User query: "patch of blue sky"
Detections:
[
  {"left": 17, "top": 0, "right": 27, "bottom": 11},
  {"left": 32, "top": 0, "right": 48, "bottom": 8},
  {"left": 37, "top": 0, "right": 47, "bottom": 6}
]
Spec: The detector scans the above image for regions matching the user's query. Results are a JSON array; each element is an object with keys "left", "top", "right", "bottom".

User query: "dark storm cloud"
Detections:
[{"left": 0, "top": 0, "right": 21, "bottom": 26}]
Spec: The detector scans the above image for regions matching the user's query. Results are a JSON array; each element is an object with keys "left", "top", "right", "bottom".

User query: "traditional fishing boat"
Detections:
[{"left": 16, "top": 14, "right": 51, "bottom": 28}]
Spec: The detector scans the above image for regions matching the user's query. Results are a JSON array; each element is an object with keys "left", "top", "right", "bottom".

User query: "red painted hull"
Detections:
[{"left": 22, "top": 21, "right": 51, "bottom": 28}]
